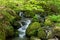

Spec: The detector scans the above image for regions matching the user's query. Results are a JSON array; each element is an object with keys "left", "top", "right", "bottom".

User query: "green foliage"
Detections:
[
  {"left": 24, "top": 11, "right": 35, "bottom": 18},
  {"left": 55, "top": 23, "right": 60, "bottom": 26},
  {"left": 0, "top": 5, "right": 20, "bottom": 40},
  {"left": 0, "top": 17, "right": 14, "bottom": 40},
  {"left": 32, "top": 14, "right": 40, "bottom": 22},
  {"left": 20, "top": 0, "right": 44, "bottom": 12},
  {"left": 0, "top": 26, "right": 5, "bottom": 40},
  {"left": 48, "top": 15, "right": 60, "bottom": 22},
  {"left": 47, "top": 0, "right": 60, "bottom": 13},
  {"left": 5, "top": 25, "right": 14, "bottom": 37},
  {"left": 2, "top": 11, "right": 15, "bottom": 22}
]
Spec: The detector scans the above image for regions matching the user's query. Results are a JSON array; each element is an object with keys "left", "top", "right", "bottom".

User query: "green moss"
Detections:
[
  {"left": 30, "top": 36, "right": 41, "bottom": 40},
  {"left": 32, "top": 14, "right": 40, "bottom": 22},
  {"left": 44, "top": 18, "right": 53, "bottom": 26},
  {"left": 26, "top": 22, "right": 46, "bottom": 39},
  {"left": 14, "top": 30, "right": 19, "bottom": 37},
  {"left": 0, "top": 7, "right": 20, "bottom": 40},
  {"left": 0, "top": 26, "right": 5, "bottom": 40},
  {"left": 5, "top": 26, "right": 14, "bottom": 37},
  {"left": 44, "top": 15, "right": 60, "bottom": 26},
  {"left": 0, "top": 32, "right": 5, "bottom": 40},
  {"left": 0, "top": 20, "right": 14, "bottom": 39},
  {"left": 26, "top": 22, "right": 41, "bottom": 36},
  {"left": 37, "top": 28, "right": 46, "bottom": 39}
]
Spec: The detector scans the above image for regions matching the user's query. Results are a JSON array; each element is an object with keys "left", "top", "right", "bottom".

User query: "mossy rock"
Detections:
[
  {"left": 44, "top": 18, "right": 53, "bottom": 26},
  {"left": 52, "top": 26, "right": 60, "bottom": 38},
  {"left": 37, "top": 28, "right": 46, "bottom": 39},
  {"left": 47, "top": 30, "right": 54, "bottom": 39},
  {"left": 26, "top": 22, "right": 41, "bottom": 36},
  {"left": 30, "top": 36, "right": 41, "bottom": 40}
]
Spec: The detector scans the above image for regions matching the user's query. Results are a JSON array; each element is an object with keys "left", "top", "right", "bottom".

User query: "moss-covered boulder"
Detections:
[
  {"left": 48, "top": 38, "right": 58, "bottom": 40},
  {"left": 44, "top": 18, "right": 53, "bottom": 26},
  {"left": 26, "top": 22, "right": 46, "bottom": 40},
  {"left": 30, "top": 36, "right": 41, "bottom": 40},
  {"left": 53, "top": 26, "right": 60, "bottom": 38},
  {"left": 47, "top": 30, "right": 53, "bottom": 39},
  {"left": 26, "top": 22, "right": 41, "bottom": 36},
  {"left": 37, "top": 28, "right": 46, "bottom": 39}
]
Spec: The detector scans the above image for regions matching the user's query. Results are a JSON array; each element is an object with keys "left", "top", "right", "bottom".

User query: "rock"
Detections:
[
  {"left": 52, "top": 26, "right": 60, "bottom": 38},
  {"left": 26, "top": 22, "right": 41, "bottom": 36},
  {"left": 48, "top": 38, "right": 59, "bottom": 40},
  {"left": 30, "top": 36, "right": 41, "bottom": 40},
  {"left": 26, "top": 22, "right": 46, "bottom": 40},
  {"left": 47, "top": 30, "right": 53, "bottom": 39}
]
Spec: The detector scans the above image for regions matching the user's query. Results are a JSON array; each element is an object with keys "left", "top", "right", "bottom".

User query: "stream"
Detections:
[
  {"left": 9, "top": 12, "right": 59, "bottom": 40},
  {"left": 12, "top": 12, "right": 31, "bottom": 40},
  {"left": 18, "top": 19, "right": 31, "bottom": 40}
]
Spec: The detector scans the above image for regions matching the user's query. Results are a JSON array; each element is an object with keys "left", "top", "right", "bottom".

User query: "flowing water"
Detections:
[
  {"left": 12, "top": 12, "right": 31, "bottom": 40},
  {"left": 18, "top": 19, "right": 31, "bottom": 38}
]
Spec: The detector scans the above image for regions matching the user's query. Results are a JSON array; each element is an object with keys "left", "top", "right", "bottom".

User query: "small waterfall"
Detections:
[
  {"left": 18, "top": 19, "right": 31, "bottom": 38},
  {"left": 18, "top": 12, "right": 31, "bottom": 38},
  {"left": 19, "top": 12, "right": 24, "bottom": 17}
]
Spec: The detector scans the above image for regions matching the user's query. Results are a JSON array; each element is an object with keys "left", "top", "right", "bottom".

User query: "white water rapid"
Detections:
[
  {"left": 18, "top": 19, "right": 31, "bottom": 38},
  {"left": 18, "top": 12, "right": 31, "bottom": 38}
]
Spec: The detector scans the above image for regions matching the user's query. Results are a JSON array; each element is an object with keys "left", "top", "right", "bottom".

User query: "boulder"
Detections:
[
  {"left": 30, "top": 36, "right": 41, "bottom": 40},
  {"left": 37, "top": 28, "right": 46, "bottom": 39},
  {"left": 26, "top": 22, "right": 41, "bottom": 36}
]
